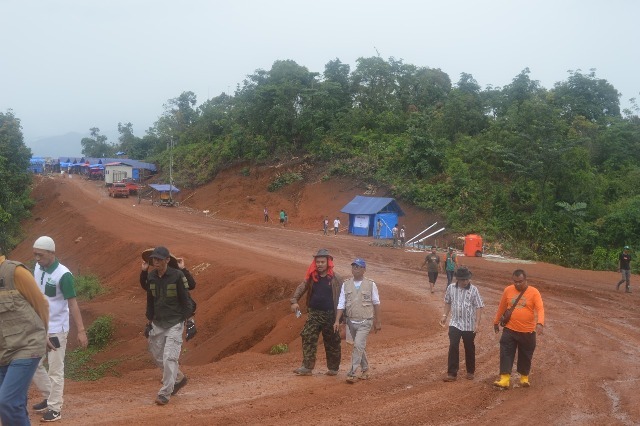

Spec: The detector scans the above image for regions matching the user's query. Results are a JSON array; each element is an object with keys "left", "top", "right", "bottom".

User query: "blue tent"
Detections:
[
  {"left": 149, "top": 184, "right": 180, "bottom": 193},
  {"left": 340, "top": 196, "right": 405, "bottom": 237}
]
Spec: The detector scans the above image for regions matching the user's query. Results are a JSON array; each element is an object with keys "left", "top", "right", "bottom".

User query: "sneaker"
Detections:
[
  {"left": 358, "top": 371, "right": 370, "bottom": 380},
  {"left": 443, "top": 375, "right": 457, "bottom": 382},
  {"left": 32, "top": 399, "right": 48, "bottom": 413},
  {"left": 41, "top": 410, "right": 61, "bottom": 422},
  {"left": 171, "top": 375, "right": 188, "bottom": 395},
  {"left": 325, "top": 370, "right": 338, "bottom": 376},
  {"left": 346, "top": 375, "right": 359, "bottom": 384},
  {"left": 293, "top": 366, "right": 313, "bottom": 376},
  {"left": 466, "top": 373, "right": 475, "bottom": 380},
  {"left": 155, "top": 395, "right": 169, "bottom": 405}
]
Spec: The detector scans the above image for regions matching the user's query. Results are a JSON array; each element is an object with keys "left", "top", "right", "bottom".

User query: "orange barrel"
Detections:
[{"left": 464, "top": 234, "right": 483, "bottom": 257}]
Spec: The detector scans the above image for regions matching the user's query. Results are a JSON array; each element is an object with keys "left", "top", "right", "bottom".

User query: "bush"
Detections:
[
  {"left": 75, "top": 275, "right": 105, "bottom": 300},
  {"left": 269, "top": 343, "right": 289, "bottom": 355},
  {"left": 267, "top": 172, "right": 303, "bottom": 192},
  {"left": 87, "top": 315, "right": 114, "bottom": 349}
]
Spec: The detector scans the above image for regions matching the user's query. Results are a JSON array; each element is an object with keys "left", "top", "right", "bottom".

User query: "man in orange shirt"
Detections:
[{"left": 493, "top": 269, "right": 544, "bottom": 389}]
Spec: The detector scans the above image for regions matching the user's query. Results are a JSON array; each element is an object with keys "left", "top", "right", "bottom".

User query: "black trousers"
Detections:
[
  {"left": 499, "top": 327, "right": 537, "bottom": 375},
  {"left": 448, "top": 326, "right": 476, "bottom": 376}
]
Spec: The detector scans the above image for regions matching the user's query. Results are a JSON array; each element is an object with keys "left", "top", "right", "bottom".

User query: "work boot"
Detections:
[
  {"left": 519, "top": 375, "right": 530, "bottom": 387},
  {"left": 493, "top": 374, "right": 510, "bottom": 389}
]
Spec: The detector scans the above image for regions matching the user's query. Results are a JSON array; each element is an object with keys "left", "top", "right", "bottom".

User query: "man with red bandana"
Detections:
[{"left": 290, "top": 249, "right": 342, "bottom": 376}]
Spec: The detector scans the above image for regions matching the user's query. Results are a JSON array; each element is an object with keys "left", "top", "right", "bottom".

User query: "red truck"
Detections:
[
  {"left": 108, "top": 183, "right": 129, "bottom": 198},
  {"left": 118, "top": 178, "right": 140, "bottom": 195}
]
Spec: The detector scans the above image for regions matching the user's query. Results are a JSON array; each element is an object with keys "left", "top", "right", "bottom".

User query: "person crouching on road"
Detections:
[
  {"left": 333, "top": 258, "right": 381, "bottom": 384},
  {"left": 440, "top": 266, "right": 484, "bottom": 382},
  {"left": 0, "top": 249, "right": 49, "bottom": 426},
  {"left": 290, "top": 249, "right": 342, "bottom": 376},
  {"left": 493, "top": 269, "right": 544, "bottom": 389},
  {"left": 143, "top": 246, "right": 195, "bottom": 405}
]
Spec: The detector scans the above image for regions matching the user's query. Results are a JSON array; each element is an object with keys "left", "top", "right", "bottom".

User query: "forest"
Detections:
[{"left": 2, "top": 56, "right": 640, "bottom": 270}]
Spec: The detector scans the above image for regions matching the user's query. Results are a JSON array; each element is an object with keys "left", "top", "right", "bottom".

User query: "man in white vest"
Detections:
[
  {"left": 333, "top": 258, "right": 381, "bottom": 384},
  {"left": 31, "top": 236, "right": 88, "bottom": 422}
]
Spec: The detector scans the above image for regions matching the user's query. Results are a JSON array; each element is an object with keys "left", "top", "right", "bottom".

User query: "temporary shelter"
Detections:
[{"left": 340, "top": 196, "right": 405, "bottom": 237}]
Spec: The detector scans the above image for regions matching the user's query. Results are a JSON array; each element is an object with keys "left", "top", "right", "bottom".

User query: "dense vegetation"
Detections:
[
  {"left": 0, "top": 111, "right": 34, "bottom": 252},
  {"left": 4, "top": 57, "right": 640, "bottom": 269}
]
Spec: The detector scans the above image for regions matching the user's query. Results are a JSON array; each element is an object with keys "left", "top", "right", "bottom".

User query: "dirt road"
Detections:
[{"left": 13, "top": 174, "right": 640, "bottom": 425}]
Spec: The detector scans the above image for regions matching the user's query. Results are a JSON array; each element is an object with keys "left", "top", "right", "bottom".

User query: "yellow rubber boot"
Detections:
[
  {"left": 520, "top": 375, "right": 530, "bottom": 387},
  {"left": 493, "top": 374, "right": 510, "bottom": 389}
]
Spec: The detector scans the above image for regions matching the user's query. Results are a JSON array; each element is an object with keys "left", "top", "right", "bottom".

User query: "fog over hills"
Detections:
[{"left": 26, "top": 132, "right": 86, "bottom": 158}]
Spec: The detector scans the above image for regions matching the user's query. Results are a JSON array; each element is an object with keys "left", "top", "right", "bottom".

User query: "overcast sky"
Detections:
[{"left": 2, "top": 0, "right": 638, "bottom": 149}]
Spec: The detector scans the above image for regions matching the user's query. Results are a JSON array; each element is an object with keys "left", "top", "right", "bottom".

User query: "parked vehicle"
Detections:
[
  {"left": 117, "top": 178, "right": 140, "bottom": 195},
  {"left": 108, "top": 183, "right": 129, "bottom": 198}
]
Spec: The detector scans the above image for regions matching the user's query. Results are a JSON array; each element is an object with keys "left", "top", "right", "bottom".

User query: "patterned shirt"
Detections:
[{"left": 444, "top": 282, "right": 484, "bottom": 331}]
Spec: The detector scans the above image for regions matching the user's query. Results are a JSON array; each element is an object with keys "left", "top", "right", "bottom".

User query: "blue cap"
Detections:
[{"left": 351, "top": 258, "right": 366, "bottom": 268}]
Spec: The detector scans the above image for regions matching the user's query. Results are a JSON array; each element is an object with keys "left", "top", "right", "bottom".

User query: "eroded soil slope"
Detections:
[{"left": 11, "top": 169, "right": 640, "bottom": 425}]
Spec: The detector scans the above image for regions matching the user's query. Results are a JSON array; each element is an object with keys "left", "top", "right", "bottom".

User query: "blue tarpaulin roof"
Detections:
[
  {"left": 340, "top": 196, "right": 405, "bottom": 216},
  {"left": 149, "top": 184, "right": 180, "bottom": 193}
]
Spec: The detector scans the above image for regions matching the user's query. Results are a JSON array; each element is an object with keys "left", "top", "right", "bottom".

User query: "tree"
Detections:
[
  {"left": 553, "top": 69, "right": 621, "bottom": 122},
  {"left": 0, "top": 110, "right": 33, "bottom": 251},
  {"left": 81, "top": 128, "right": 116, "bottom": 158}
]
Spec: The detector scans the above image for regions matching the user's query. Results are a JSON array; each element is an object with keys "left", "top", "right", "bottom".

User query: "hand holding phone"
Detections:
[{"left": 49, "top": 336, "right": 61, "bottom": 349}]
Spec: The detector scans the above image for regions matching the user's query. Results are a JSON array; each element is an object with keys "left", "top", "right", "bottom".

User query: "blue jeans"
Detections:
[{"left": 0, "top": 357, "right": 41, "bottom": 425}]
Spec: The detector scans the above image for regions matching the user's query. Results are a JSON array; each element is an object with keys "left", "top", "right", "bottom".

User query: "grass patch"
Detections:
[
  {"left": 269, "top": 343, "right": 289, "bottom": 355},
  {"left": 267, "top": 172, "right": 303, "bottom": 192},
  {"left": 75, "top": 274, "right": 106, "bottom": 300},
  {"left": 65, "top": 315, "right": 118, "bottom": 381}
]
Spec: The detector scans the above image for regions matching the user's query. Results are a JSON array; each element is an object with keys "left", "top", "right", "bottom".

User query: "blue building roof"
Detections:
[
  {"left": 57, "top": 157, "right": 156, "bottom": 172},
  {"left": 340, "top": 196, "right": 405, "bottom": 216}
]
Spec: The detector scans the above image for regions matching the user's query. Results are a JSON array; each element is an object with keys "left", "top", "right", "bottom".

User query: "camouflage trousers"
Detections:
[{"left": 300, "top": 308, "right": 341, "bottom": 371}]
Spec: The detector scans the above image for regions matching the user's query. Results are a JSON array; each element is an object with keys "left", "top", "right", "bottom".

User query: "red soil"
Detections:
[{"left": 11, "top": 164, "right": 640, "bottom": 425}]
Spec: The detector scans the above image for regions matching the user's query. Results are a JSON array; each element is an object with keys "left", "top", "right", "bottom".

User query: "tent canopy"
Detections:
[
  {"left": 149, "top": 184, "right": 180, "bottom": 193},
  {"left": 340, "top": 196, "right": 405, "bottom": 216}
]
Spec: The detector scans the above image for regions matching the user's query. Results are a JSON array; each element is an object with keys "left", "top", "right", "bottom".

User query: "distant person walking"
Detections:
[
  {"left": 493, "top": 269, "right": 544, "bottom": 389},
  {"left": 279, "top": 209, "right": 285, "bottom": 226},
  {"left": 284, "top": 211, "right": 288, "bottom": 226},
  {"left": 290, "top": 249, "right": 342, "bottom": 376},
  {"left": 0, "top": 249, "right": 49, "bottom": 426},
  {"left": 399, "top": 225, "right": 406, "bottom": 248},
  {"left": 334, "top": 258, "right": 381, "bottom": 384},
  {"left": 375, "top": 219, "right": 382, "bottom": 239},
  {"left": 31, "top": 236, "right": 88, "bottom": 423},
  {"left": 392, "top": 225, "right": 399, "bottom": 248},
  {"left": 421, "top": 246, "right": 442, "bottom": 294},
  {"left": 616, "top": 246, "right": 632, "bottom": 293},
  {"left": 323, "top": 216, "right": 329, "bottom": 236},
  {"left": 445, "top": 247, "right": 458, "bottom": 286},
  {"left": 263, "top": 207, "right": 269, "bottom": 223},
  {"left": 440, "top": 267, "right": 483, "bottom": 382},
  {"left": 333, "top": 217, "right": 341, "bottom": 236}
]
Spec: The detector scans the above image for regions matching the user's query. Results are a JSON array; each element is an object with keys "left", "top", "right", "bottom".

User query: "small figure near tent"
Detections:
[
  {"left": 399, "top": 225, "right": 406, "bottom": 248},
  {"left": 392, "top": 224, "right": 399, "bottom": 247},
  {"left": 323, "top": 216, "right": 329, "bottom": 236},
  {"left": 375, "top": 219, "right": 382, "bottom": 239},
  {"left": 333, "top": 217, "right": 341, "bottom": 236}
]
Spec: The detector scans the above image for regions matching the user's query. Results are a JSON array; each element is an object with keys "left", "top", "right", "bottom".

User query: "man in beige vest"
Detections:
[
  {"left": 333, "top": 258, "right": 381, "bottom": 383},
  {"left": 0, "top": 249, "right": 49, "bottom": 425}
]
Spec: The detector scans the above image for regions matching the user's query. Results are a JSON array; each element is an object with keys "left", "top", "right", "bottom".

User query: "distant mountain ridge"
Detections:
[{"left": 26, "top": 132, "right": 86, "bottom": 157}]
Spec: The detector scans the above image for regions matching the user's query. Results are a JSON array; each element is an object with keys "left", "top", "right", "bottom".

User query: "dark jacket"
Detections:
[
  {"left": 144, "top": 266, "right": 194, "bottom": 328},
  {"left": 290, "top": 273, "right": 342, "bottom": 314}
]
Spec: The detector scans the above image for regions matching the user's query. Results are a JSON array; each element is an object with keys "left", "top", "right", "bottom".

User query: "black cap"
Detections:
[{"left": 149, "top": 246, "right": 170, "bottom": 259}]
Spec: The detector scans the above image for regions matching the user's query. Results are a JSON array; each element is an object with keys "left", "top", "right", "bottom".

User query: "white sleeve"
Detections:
[
  {"left": 337, "top": 284, "right": 346, "bottom": 309},
  {"left": 371, "top": 281, "right": 380, "bottom": 305}
]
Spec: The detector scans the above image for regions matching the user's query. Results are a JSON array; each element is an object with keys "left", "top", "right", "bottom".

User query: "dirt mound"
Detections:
[{"left": 11, "top": 168, "right": 640, "bottom": 425}]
